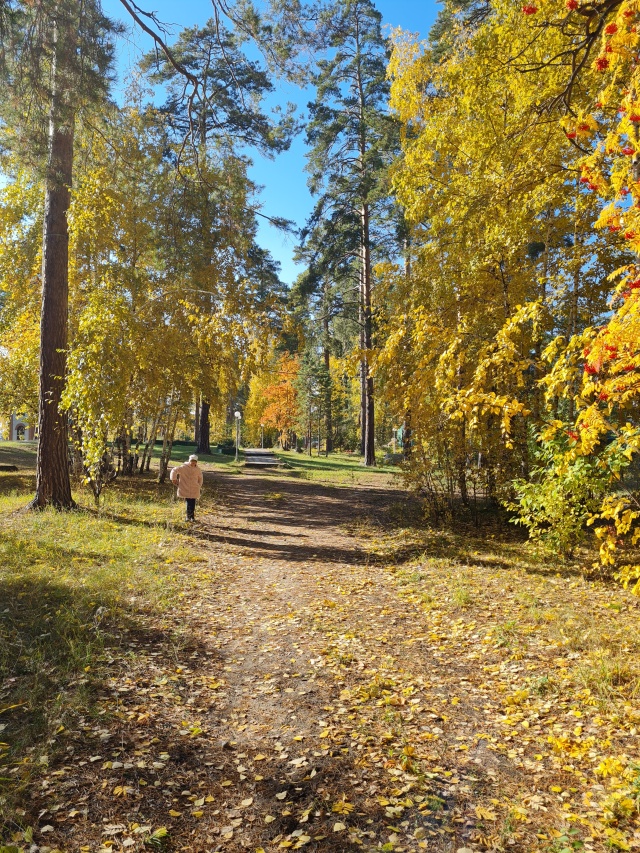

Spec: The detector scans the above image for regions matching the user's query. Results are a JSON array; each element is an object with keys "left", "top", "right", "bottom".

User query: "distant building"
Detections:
[{"left": 8, "top": 414, "right": 36, "bottom": 441}]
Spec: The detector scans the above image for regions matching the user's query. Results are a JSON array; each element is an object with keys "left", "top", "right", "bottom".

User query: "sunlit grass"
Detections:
[
  {"left": 0, "top": 475, "right": 191, "bottom": 818},
  {"left": 274, "top": 449, "right": 399, "bottom": 485}
]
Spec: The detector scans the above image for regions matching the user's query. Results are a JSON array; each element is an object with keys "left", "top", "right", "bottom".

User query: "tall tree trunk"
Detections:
[
  {"left": 568, "top": 199, "right": 581, "bottom": 423},
  {"left": 403, "top": 411, "right": 412, "bottom": 461},
  {"left": 361, "top": 203, "right": 375, "bottom": 467},
  {"left": 359, "top": 361, "right": 366, "bottom": 458},
  {"left": 353, "top": 13, "right": 375, "bottom": 468},
  {"left": 29, "top": 11, "right": 76, "bottom": 509},
  {"left": 194, "top": 395, "right": 200, "bottom": 446},
  {"left": 403, "top": 237, "right": 412, "bottom": 462},
  {"left": 197, "top": 400, "right": 211, "bottom": 454},
  {"left": 323, "top": 310, "right": 333, "bottom": 455}
]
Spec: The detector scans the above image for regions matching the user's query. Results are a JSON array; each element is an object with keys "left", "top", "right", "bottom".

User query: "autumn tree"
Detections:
[
  {"left": 260, "top": 355, "right": 301, "bottom": 449},
  {"left": 0, "top": 0, "right": 117, "bottom": 507},
  {"left": 142, "top": 18, "right": 293, "bottom": 454},
  {"left": 375, "top": 0, "right": 640, "bottom": 590}
]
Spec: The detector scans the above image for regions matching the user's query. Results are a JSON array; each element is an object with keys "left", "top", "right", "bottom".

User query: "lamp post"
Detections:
[
  {"left": 234, "top": 410, "right": 241, "bottom": 461},
  {"left": 260, "top": 423, "right": 264, "bottom": 449}
]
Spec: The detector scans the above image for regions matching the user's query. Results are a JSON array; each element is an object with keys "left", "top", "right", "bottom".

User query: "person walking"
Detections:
[{"left": 170, "top": 454, "right": 203, "bottom": 522}]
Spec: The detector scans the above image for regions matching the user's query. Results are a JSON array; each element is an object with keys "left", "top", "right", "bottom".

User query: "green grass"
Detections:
[
  {"left": 148, "top": 440, "right": 244, "bottom": 469},
  {"left": 0, "top": 441, "right": 37, "bottom": 468},
  {"left": 274, "top": 449, "right": 399, "bottom": 485},
  {"left": 0, "top": 472, "right": 192, "bottom": 821}
]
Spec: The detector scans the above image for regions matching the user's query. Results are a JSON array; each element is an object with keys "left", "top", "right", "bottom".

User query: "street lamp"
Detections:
[
  {"left": 234, "top": 410, "right": 241, "bottom": 461},
  {"left": 260, "top": 423, "right": 264, "bottom": 449}
]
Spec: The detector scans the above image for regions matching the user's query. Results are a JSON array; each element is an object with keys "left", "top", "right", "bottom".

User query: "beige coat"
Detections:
[{"left": 170, "top": 462, "right": 203, "bottom": 499}]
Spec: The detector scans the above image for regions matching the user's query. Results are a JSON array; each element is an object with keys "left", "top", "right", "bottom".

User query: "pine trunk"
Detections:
[
  {"left": 197, "top": 400, "right": 211, "bottom": 454},
  {"left": 361, "top": 203, "right": 375, "bottom": 467},
  {"left": 29, "top": 11, "right": 76, "bottom": 510},
  {"left": 323, "top": 304, "right": 333, "bottom": 455}
]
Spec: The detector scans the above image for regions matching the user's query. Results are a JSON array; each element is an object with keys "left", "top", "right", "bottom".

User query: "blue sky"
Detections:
[{"left": 102, "top": 0, "right": 439, "bottom": 284}]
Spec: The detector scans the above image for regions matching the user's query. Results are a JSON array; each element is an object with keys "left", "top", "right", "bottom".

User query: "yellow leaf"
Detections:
[{"left": 475, "top": 806, "right": 497, "bottom": 821}]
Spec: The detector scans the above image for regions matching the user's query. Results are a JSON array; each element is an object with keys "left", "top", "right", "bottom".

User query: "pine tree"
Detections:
[
  {"left": 302, "top": 0, "right": 398, "bottom": 466},
  {"left": 0, "top": 0, "right": 117, "bottom": 508}
]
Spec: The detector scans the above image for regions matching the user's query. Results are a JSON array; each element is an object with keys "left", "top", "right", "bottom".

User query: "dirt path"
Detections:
[{"left": 26, "top": 468, "right": 640, "bottom": 853}]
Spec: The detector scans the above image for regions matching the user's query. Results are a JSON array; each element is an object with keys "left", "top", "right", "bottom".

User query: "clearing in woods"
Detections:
[{"left": 0, "top": 451, "right": 639, "bottom": 852}]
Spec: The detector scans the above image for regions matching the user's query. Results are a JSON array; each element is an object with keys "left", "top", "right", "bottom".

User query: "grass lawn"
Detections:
[
  {"left": 0, "top": 441, "right": 38, "bottom": 468},
  {"left": 0, "top": 460, "right": 198, "bottom": 830},
  {"left": 148, "top": 441, "right": 244, "bottom": 470},
  {"left": 274, "top": 448, "right": 400, "bottom": 486}
]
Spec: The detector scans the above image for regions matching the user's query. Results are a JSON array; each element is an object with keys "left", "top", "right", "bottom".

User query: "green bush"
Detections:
[{"left": 507, "top": 436, "right": 610, "bottom": 557}]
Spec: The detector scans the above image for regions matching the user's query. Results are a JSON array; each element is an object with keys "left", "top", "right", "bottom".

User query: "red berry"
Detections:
[
  {"left": 622, "top": 146, "right": 636, "bottom": 154},
  {"left": 567, "top": 431, "right": 579, "bottom": 441},
  {"left": 566, "top": 0, "right": 578, "bottom": 8},
  {"left": 605, "top": 22, "right": 619, "bottom": 34},
  {"left": 522, "top": 4, "right": 538, "bottom": 12},
  {"left": 596, "top": 56, "right": 610, "bottom": 70},
  {"left": 605, "top": 44, "right": 613, "bottom": 52},
  {"left": 599, "top": 392, "right": 609, "bottom": 401},
  {"left": 625, "top": 230, "right": 636, "bottom": 239},
  {"left": 630, "top": 280, "right": 640, "bottom": 288},
  {"left": 587, "top": 183, "right": 599, "bottom": 191},
  {"left": 566, "top": 130, "right": 578, "bottom": 139},
  {"left": 630, "top": 114, "right": 640, "bottom": 122},
  {"left": 620, "top": 187, "right": 630, "bottom": 195},
  {"left": 585, "top": 365, "right": 599, "bottom": 374},
  {"left": 609, "top": 224, "right": 621, "bottom": 231}
]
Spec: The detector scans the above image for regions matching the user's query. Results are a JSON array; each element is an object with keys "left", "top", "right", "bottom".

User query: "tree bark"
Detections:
[
  {"left": 361, "top": 203, "right": 375, "bottom": 467},
  {"left": 353, "top": 10, "right": 375, "bottom": 468},
  {"left": 323, "top": 310, "right": 333, "bottom": 455},
  {"left": 29, "top": 10, "right": 76, "bottom": 509},
  {"left": 403, "top": 410, "right": 412, "bottom": 461},
  {"left": 197, "top": 400, "right": 211, "bottom": 454}
]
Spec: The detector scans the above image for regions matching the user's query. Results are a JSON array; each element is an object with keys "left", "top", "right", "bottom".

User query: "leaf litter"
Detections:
[{"left": 3, "top": 470, "right": 640, "bottom": 852}]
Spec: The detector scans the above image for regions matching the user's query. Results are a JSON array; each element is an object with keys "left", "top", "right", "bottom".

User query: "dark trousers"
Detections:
[{"left": 185, "top": 498, "right": 196, "bottom": 520}]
